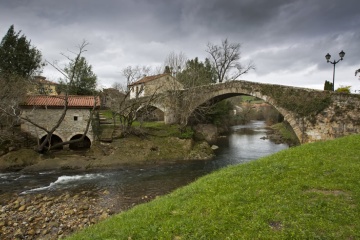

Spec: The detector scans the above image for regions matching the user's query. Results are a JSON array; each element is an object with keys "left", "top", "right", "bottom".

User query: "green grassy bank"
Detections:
[{"left": 68, "top": 134, "right": 360, "bottom": 239}]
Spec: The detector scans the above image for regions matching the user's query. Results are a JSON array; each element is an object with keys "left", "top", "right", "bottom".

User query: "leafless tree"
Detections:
[
  {"left": 122, "top": 65, "right": 151, "bottom": 92},
  {"left": 0, "top": 75, "right": 30, "bottom": 147},
  {"left": 107, "top": 81, "right": 162, "bottom": 136},
  {"left": 206, "top": 38, "right": 255, "bottom": 83},
  {"left": 163, "top": 51, "right": 187, "bottom": 76}
]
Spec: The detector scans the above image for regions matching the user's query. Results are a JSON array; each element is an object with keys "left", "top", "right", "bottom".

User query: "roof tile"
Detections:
[
  {"left": 22, "top": 95, "right": 100, "bottom": 108},
  {"left": 129, "top": 73, "right": 170, "bottom": 86}
]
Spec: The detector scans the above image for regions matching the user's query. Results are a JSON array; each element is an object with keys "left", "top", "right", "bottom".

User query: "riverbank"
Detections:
[
  {"left": 0, "top": 121, "right": 289, "bottom": 239},
  {"left": 68, "top": 134, "right": 360, "bottom": 239},
  {"left": 0, "top": 189, "right": 157, "bottom": 240},
  {"left": 0, "top": 131, "right": 214, "bottom": 172}
]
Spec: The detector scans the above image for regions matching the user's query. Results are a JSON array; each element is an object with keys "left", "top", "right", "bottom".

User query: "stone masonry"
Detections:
[{"left": 151, "top": 80, "right": 360, "bottom": 144}]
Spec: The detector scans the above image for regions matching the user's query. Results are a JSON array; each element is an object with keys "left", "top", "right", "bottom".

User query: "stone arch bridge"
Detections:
[{"left": 139, "top": 80, "right": 360, "bottom": 144}]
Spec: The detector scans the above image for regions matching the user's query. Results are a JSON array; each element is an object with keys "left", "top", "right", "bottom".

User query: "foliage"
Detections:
[
  {"left": 204, "top": 100, "right": 233, "bottom": 126},
  {"left": 0, "top": 25, "right": 43, "bottom": 78},
  {"left": 260, "top": 85, "right": 332, "bottom": 117},
  {"left": 270, "top": 121, "right": 300, "bottom": 146},
  {"left": 324, "top": 80, "right": 333, "bottom": 91},
  {"left": 336, "top": 86, "right": 351, "bottom": 94},
  {"left": 68, "top": 134, "right": 360, "bottom": 239},
  {"left": 177, "top": 57, "right": 216, "bottom": 88},
  {"left": 58, "top": 56, "right": 97, "bottom": 95}
]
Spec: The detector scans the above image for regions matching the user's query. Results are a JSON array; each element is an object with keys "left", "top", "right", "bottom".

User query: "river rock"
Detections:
[
  {"left": 193, "top": 124, "right": 218, "bottom": 144},
  {"left": 211, "top": 145, "right": 219, "bottom": 150}
]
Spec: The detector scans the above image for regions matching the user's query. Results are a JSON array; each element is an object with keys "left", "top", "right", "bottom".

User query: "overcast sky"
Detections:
[{"left": 1, "top": 0, "right": 359, "bottom": 91}]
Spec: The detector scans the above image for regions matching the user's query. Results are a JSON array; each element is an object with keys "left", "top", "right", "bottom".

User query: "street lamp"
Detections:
[{"left": 325, "top": 50, "right": 345, "bottom": 91}]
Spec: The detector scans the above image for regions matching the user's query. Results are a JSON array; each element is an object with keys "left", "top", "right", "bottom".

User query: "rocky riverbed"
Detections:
[
  {"left": 0, "top": 189, "right": 155, "bottom": 239},
  {"left": 0, "top": 131, "right": 214, "bottom": 239}
]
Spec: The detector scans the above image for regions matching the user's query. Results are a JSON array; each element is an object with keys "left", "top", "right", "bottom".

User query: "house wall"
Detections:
[
  {"left": 129, "top": 84, "right": 145, "bottom": 99},
  {"left": 144, "top": 76, "right": 183, "bottom": 96},
  {"left": 21, "top": 108, "right": 95, "bottom": 143},
  {"left": 129, "top": 75, "right": 183, "bottom": 99}
]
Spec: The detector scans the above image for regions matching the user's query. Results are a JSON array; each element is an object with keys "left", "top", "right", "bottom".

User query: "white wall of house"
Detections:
[{"left": 129, "top": 84, "right": 145, "bottom": 99}]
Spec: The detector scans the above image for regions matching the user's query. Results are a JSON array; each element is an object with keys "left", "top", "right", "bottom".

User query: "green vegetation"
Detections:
[
  {"left": 0, "top": 25, "right": 43, "bottom": 78},
  {"left": 270, "top": 122, "right": 300, "bottom": 146},
  {"left": 260, "top": 85, "right": 332, "bottom": 117},
  {"left": 324, "top": 80, "right": 333, "bottom": 91},
  {"left": 239, "top": 95, "right": 264, "bottom": 104},
  {"left": 57, "top": 56, "right": 97, "bottom": 95},
  {"left": 68, "top": 134, "right": 360, "bottom": 239},
  {"left": 336, "top": 86, "right": 351, "bottom": 94}
]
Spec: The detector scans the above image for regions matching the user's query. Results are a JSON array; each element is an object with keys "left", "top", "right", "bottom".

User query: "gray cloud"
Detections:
[{"left": 0, "top": 0, "right": 359, "bottom": 90}]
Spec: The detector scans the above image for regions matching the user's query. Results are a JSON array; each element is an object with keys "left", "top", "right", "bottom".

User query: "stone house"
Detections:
[
  {"left": 29, "top": 76, "right": 59, "bottom": 95},
  {"left": 128, "top": 73, "right": 183, "bottom": 99},
  {"left": 20, "top": 95, "right": 100, "bottom": 149},
  {"left": 101, "top": 88, "right": 126, "bottom": 109}
]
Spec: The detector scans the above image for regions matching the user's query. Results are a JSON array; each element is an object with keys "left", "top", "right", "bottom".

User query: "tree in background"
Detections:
[
  {"left": 122, "top": 65, "right": 151, "bottom": 92},
  {"left": 177, "top": 57, "right": 216, "bottom": 88},
  {"left": 163, "top": 51, "right": 187, "bottom": 76},
  {"left": 206, "top": 38, "right": 255, "bottom": 83},
  {"left": 324, "top": 80, "right": 333, "bottom": 91},
  {"left": 57, "top": 56, "right": 97, "bottom": 95},
  {"left": 336, "top": 86, "right": 351, "bottom": 94},
  {"left": 0, "top": 25, "right": 44, "bottom": 78},
  {"left": 356, "top": 69, "right": 360, "bottom": 79},
  {"left": 0, "top": 25, "right": 44, "bottom": 147}
]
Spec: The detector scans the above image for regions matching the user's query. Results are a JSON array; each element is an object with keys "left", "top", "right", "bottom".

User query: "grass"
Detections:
[
  {"left": 271, "top": 122, "right": 300, "bottom": 146},
  {"left": 68, "top": 134, "right": 360, "bottom": 239}
]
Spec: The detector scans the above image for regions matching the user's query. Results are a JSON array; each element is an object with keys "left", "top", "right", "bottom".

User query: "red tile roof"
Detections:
[
  {"left": 128, "top": 73, "right": 170, "bottom": 86},
  {"left": 22, "top": 95, "right": 100, "bottom": 108}
]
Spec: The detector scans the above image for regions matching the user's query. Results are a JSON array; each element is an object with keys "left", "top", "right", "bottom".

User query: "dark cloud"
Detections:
[{"left": 0, "top": 0, "right": 359, "bottom": 90}]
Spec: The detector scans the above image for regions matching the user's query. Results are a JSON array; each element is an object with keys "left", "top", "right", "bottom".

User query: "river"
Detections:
[
  {"left": 0, "top": 120, "right": 290, "bottom": 239},
  {"left": 0, "top": 121, "right": 288, "bottom": 203}
]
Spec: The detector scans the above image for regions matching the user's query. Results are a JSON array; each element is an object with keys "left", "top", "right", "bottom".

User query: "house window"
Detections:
[{"left": 74, "top": 116, "right": 78, "bottom": 121}]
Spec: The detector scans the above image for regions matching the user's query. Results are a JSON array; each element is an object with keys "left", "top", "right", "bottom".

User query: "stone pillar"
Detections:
[{"left": 164, "top": 108, "right": 178, "bottom": 124}]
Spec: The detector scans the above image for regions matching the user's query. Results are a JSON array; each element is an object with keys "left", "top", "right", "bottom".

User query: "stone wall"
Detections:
[
  {"left": 160, "top": 80, "right": 360, "bottom": 144},
  {"left": 21, "top": 108, "right": 95, "bottom": 143},
  {"left": 297, "top": 94, "right": 360, "bottom": 142}
]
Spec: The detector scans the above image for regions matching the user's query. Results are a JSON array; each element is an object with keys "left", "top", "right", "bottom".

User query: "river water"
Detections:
[{"left": 0, "top": 121, "right": 288, "bottom": 207}]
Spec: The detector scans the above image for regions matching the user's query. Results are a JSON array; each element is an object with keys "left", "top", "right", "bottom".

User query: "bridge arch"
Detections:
[
  {"left": 136, "top": 104, "right": 165, "bottom": 122},
  {"left": 68, "top": 134, "right": 92, "bottom": 150},
  {"left": 40, "top": 134, "right": 64, "bottom": 150},
  {"left": 184, "top": 86, "right": 302, "bottom": 142}
]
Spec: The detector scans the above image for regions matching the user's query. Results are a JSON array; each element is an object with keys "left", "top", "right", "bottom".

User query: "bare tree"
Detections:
[
  {"left": 163, "top": 51, "right": 187, "bottom": 76},
  {"left": 0, "top": 75, "right": 30, "bottom": 147},
  {"left": 122, "top": 65, "right": 151, "bottom": 92},
  {"left": 108, "top": 82, "right": 162, "bottom": 136},
  {"left": 206, "top": 38, "right": 255, "bottom": 83}
]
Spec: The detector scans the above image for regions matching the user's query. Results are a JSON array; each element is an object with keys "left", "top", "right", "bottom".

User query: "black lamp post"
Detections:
[{"left": 325, "top": 50, "right": 345, "bottom": 91}]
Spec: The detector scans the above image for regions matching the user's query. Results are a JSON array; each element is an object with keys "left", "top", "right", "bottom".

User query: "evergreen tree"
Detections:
[
  {"left": 0, "top": 25, "right": 43, "bottom": 78},
  {"left": 58, "top": 56, "right": 97, "bottom": 95},
  {"left": 177, "top": 57, "right": 216, "bottom": 88},
  {"left": 324, "top": 80, "right": 333, "bottom": 91}
]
